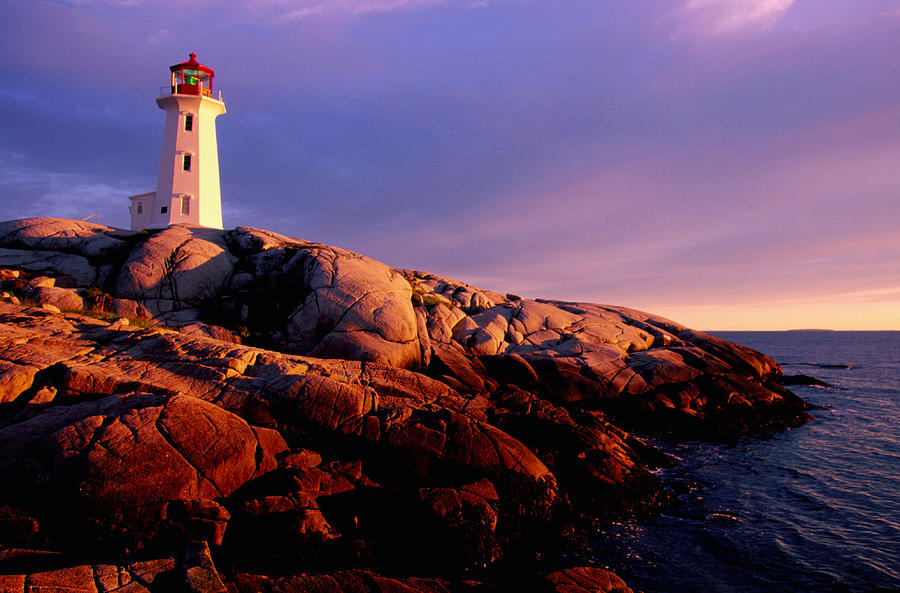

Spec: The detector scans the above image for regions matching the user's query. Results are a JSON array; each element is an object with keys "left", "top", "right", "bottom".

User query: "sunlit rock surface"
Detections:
[{"left": 0, "top": 218, "right": 811, "bottom": 591}]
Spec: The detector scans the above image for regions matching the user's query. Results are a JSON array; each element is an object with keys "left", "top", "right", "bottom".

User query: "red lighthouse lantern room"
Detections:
[{"left": 168, "top": 52, "right": 215, "bottom": 97}]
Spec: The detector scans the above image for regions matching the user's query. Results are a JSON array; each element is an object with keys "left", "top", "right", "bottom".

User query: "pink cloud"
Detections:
[{"left": 669, "top": 0, "right": 795, "bottom": 36}]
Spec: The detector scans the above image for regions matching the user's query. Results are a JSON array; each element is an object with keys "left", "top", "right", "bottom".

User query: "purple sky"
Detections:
[{"left": 2, "top": 0, "right": 899, "bottom": 329}]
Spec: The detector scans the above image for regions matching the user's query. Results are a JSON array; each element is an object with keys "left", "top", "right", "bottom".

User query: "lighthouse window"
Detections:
[
  {"left": 136, "top": 202, "right": 143, "bottom": 215},
  {"left": 181, "top": 196, "right": 191, "bottom": 215},
  {"left": 184, "top": 114, "right": 193, "bottom": 131},
  {"left": 183, "top": 154, "right": 192, "bottom": 171},
  {"left": 160, "top": 206, "right": 168, "bottom": 214}
]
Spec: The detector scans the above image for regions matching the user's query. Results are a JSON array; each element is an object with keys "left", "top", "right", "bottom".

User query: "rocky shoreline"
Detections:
[{"left": 0, "top": 218, "right": 811, "bottom": 592}]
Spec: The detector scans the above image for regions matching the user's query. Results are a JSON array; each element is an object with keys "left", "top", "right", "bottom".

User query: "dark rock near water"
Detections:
[
  {"left": 779, "top": 373, "right": 831, "bottom": 387},
  {"left": 0, "top": 218, "right": 813, "bottom": 591}
]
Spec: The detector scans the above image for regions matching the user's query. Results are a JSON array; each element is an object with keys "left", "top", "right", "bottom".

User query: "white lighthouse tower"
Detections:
[{"left": 129, "top": 53, "right": 226, "bottom": 230}]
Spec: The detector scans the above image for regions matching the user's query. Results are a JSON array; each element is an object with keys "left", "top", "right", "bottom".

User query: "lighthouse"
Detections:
[{"left": 129, "top": 53, "right": 226, "bottom": 230}]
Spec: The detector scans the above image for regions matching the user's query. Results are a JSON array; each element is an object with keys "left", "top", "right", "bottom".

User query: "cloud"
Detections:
[
  {"left": 40, "top": 0, "right": 494, "bottom": 23},
  {"left": 256, "top": 0, "right": 457, "bottom": 21},
  {"left": 837, "top": 286, "right": 900, "bottom": 302},
  {"left": 44, "top": 0, "right": 144, "bottom": 6},
  {"left": 0, "top": 153, "right": 145, "bottom": 229},
  {"left": 671, "top": 0, "right": 795, "bottom": 36}
]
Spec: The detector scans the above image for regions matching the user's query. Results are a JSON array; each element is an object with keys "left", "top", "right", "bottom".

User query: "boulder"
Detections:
[
  {"left": 544, "top": 566, "right": 635, "bottom": 593},
  {"left": 430, "top": 341, "right": 489, "bottom": 393},
  {"left": 0, "top": 248, "right": 96, "bottom": 287},
  {"left": 25, "top": 276, "right": 55, "bottom": 289},
  {"left": 0, "top": 392, "right": 288, "bottom": 531},
  {"left": 0, "top": 360, "right": 40, "bottom": 405},
  {"left": 0, "top": 292, "right": 20, "bottom": 305},
  {"left": 29, "top": 286, "right": 84, "bottom": 312},
  {"left": 283, "top": 246, "right": 420, "bottom": 368},
  {"left": 230, "top": 271, "right": 255, "bottom": 290},
  {"left": 0, "top": 217, "right": 133, "bottom": 258},
  {"left": 400, "top": 269, "right": 505, "bottom": 314},
  {"left": 424, "top": 302, "right": 467, "bottom": 344},
  {"left": 115, "top": 225, "right": 236, "bottom": 307},
  {"left": 111, "top": 297, "right": 153, "bottom": 320}
]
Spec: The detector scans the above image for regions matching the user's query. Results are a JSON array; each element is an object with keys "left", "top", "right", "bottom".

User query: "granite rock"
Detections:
[
  {"left": 115, "top": 225, "right": 236, "bottom": 309},
  {"left": 29, "top": 285, "right": 85, "bottom": 311},
  {"left": 0, "top": 217, "right": 133, "bottom": 258},
  {"left": 282, "top": 245, "right": 420, "bottom": 368},
  {"left": 545, "top": 566, "right": 635, "bottom": 593},
  {"left": 0, "top": 247, "right": 96, "bottom": 287},
  {"left": 0, "top": 218, "right": 815, "bottom": 591}
]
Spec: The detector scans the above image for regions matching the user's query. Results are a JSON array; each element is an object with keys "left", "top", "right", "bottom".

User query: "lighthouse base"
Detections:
[{"left": 128, "top": 190, "right": 224, "bottom": 231}]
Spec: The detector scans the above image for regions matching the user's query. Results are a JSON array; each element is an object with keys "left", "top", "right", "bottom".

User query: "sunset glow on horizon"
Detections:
[
  {"left": 1, "top": 0, "right": 899, "bottom": 330},
  {"left": 648, "top": 298, "right": 900, "bottom": 332}
]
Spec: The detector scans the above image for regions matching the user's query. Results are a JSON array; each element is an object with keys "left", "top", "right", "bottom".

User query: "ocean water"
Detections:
[{"left": 589, "top": 331, "right": 900, "bottom": 593}]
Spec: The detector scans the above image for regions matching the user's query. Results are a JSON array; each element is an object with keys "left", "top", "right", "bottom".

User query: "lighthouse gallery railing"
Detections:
[{"left": 159, "top": 85, "right": 223, "bottom": 101}]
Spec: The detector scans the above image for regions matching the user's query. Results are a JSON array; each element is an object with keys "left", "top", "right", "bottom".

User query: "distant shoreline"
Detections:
[{"left": 708, "top": 329, "right": 900, "bottom": 333}]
